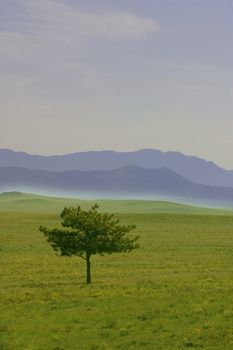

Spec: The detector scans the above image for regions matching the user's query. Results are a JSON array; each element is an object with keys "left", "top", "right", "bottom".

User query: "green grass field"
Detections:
[{"left": 1, "top": 193, "right": 233, "bottom": 349}]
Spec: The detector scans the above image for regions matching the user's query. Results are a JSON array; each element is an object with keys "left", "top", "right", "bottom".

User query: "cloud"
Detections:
[
  {"left": 0, "top": 0, "right": 159, "bottom": 69},
  {"left": 0, "top": 0, "right": 159, "bottom": 101},
  {"left": 20, "top": 0, "right": 159, "bottom": 42},
  {"left": 1, "top": 0, "right": 159, "bottom": 49}
]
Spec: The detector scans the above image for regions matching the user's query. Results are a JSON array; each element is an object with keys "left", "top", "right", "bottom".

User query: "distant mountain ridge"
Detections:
[
  {"left": 1, "top": 165, "right": 233, "bottom": 207},
  {"left": 0, "top": 148, "right": 233, "bottom": 188}
]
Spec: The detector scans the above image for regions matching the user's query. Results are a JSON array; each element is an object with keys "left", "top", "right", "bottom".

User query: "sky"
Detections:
[{"left": 0, "top": 0, "right": 233, "bottom": 168}]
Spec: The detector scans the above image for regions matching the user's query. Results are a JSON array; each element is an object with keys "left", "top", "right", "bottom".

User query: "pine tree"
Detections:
[{"left": 39, "top": 204, "right": 139, "bottom": 284}]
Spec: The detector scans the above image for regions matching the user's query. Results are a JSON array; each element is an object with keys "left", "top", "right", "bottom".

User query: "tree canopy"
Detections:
[{"left": 39, "top": 204, "right": 139, "bottom": 283}]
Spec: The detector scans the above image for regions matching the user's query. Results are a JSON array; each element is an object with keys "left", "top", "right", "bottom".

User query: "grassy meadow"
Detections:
[{"left": 1, "top": 193, "right": 233, "bottom": 349}]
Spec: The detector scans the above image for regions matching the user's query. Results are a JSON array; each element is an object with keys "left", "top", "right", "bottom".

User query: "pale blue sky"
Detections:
[{"left": 0, "top": 0, "right": 232, "bottom": 168}]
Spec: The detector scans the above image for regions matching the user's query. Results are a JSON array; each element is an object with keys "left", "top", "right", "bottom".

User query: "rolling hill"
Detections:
[{"left": 0, "top": 191, "right": 231, "bottom": 215}]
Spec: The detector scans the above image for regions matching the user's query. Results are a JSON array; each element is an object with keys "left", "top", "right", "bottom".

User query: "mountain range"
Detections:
[
  {"left": 1, "top": 165, "right": 233, "bottom": 207},
  {"left": 0, "top": 148, "right": 233, "bottom": 188},
  {"left": 1, "top": 149, "right": 233, "bottom": 207}
]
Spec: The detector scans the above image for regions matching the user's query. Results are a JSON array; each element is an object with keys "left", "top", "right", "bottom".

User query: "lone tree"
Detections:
[{"left": 39, "top": 204, "right": 139, "bottom": 284}]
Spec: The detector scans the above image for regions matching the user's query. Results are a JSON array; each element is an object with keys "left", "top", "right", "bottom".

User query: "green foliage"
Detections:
[{"left": 39, "top": 204, "right": 139, "bottom": 283}]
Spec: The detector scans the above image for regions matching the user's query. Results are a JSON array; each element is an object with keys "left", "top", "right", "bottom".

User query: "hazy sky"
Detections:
[{"left": 0, "top": 0, "right": 233, "bottom": 168}]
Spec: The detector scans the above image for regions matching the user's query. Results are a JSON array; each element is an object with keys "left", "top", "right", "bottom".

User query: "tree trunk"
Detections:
[{"left": 86, "top": 254, "right": 91, "bottom": 284}]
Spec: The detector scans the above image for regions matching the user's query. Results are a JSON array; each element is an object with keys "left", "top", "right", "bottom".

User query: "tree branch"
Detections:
[{"left": 76, "top": 254, "right": 86, "bottom": 260}]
